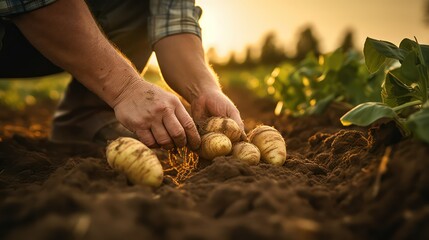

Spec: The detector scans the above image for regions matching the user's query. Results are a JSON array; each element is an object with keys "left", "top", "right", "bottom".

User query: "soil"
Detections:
[{"left": 1, "top": 87, "right": 429, "bottom": 240}]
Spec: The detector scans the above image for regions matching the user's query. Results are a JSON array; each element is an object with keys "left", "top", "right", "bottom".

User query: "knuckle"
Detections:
[
  {"left": 182, "top": 120, "right": 196, "bottom": 131},
  {"left": 162, "top": 106, "right": 174, "bottom": 115},
  {"left": 125, "top": 116, "right": 148, "bottom": 129},
  {"left": 154, "top": 104, "right": 173, "bottom": 115},
  {"left": 132, "top": 119, "right": 145, "bottom": 128},
  {"left": 167, "top": 95, "right": 180, "bottom": 104},
  {"left": 157, "top": 137, "right": 172, "bottom": 146},
  {"left": 170, "top": 128, "right": 185, "bottom": 138},
  {"left": 138, "top": 135, "right": 156, "bottom": 147}
]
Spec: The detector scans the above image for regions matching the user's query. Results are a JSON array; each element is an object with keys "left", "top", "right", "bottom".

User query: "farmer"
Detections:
[{"left": 0, "top": 0, "right": 243, "bottom": 150}]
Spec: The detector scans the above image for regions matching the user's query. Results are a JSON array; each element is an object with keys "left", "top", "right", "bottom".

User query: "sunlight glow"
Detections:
[{"left": 196, "top": 0, "right": 427, "bottom": 59}]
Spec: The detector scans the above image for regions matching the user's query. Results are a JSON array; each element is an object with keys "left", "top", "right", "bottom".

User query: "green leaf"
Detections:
[
  {"left": 364, "top": 37, "right": 409, "bottom": 73},
  {"left": 400, "top": 52, "right": 419, "bottom": 83},
  {"left": 406, "top": 107, "right": 429, "bottom": 143},
  {"left": 307, "top": 94, "right": 336, "bottom": 115},
  {"left": 299, "top": 66, "right": 322, "bottom": 78},
  {"left": 340, "top": 102, "right": 398, "bottom": 126},
  {"left": 381, "top": 70, "right": 418, "bottom": 107},
  {"left": 417, "top": 64, "right": 428, "bottom": 102},
  {"left": 370, "top": 38, "right": 407, "bottom": 61},
  {"left": 399, "top": 38, "right": 418, "bottom": 52},
  {"left": 397, "top": 39, "right": 428, "bottom": 102},
  {"left": 420, "top": 45, "right": 429, "bottom": 66},
  {"left": 413, "top": 38, "right": 427, "bottom": 68},
  {"left": 325, "top": 48, "right": 344, "bottom": 72},
  {"left": 364, "top": 38, "right": 387, "bottom": 73},
  {"left": 343, "top": 49, "right": 361, "bottom": 65}
]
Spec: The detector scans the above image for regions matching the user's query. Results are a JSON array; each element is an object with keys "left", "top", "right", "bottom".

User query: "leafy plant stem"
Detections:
[
  {"left": 414, "top": 37, "right": 426, "bottom": 67},
  {"left": 414, "top": 37, "right": 428, "bottom": 102},
  {"left": 392, "top": 100, "right": 422, "bottom": 112}
]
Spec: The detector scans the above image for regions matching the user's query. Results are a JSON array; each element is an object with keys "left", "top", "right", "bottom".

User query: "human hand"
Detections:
[
  {"left": 113, "top": 80, "right": 201, "bottom": 150},
  {"left": 190, "top": 89, "right": 244, "bottom": 130}
]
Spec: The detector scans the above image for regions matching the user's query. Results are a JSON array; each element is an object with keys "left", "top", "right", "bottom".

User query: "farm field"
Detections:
[{"left": 1, "top": 38, "right": 429, "bottom": 239}]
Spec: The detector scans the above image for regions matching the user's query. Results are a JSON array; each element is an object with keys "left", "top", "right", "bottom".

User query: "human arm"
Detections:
[
  {"left": 149, "top": 0, "right": 243, "bottom": 129},
  {"left": 154, "top": 34, "right": 243, "bottom": 129},
  {"left": 11, "top": 0, "right": 201, "bottom": 149}
]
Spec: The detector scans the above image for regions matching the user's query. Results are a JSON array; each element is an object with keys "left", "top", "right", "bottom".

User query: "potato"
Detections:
[
  {"left": 248, "top": 125, "right": 286, "bottom": 166},
  {"left": 106, "top": 137, "right": 164, "bottom": 187},
  {"left": 200, "top": 117, "right": 245, "bottom": 143},
  {"left": 199, "top": 132, "right": 232, "bottom": 160},
  {"left": 231, "top": 142, "right": 260, "bottom": 165}
]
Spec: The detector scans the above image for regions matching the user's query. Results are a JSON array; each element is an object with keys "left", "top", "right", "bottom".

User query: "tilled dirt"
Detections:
[{"left": 1, "top": 90, "right": 429, "bottom": 240}]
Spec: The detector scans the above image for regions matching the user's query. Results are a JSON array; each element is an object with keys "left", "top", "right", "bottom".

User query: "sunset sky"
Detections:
[{"left": 195, "top": 0, "right": 428, "bottom": 60}]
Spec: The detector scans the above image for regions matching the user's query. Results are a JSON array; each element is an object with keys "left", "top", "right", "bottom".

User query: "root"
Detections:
[{"left": 372, "top": 146, "right": 392, "bottom": 198}]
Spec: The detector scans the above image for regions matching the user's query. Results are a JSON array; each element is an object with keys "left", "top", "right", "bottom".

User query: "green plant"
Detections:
[
  {"left": 0, "top": 73, "right": 70, "bottom": 110},
  {"left": 216, "top": 66, "right": 274, "bottom": 97},
  {"left": 0, "top": 67, "right": 165, "bottom": 110},
  {"left": 267, "top": 48, "right": 384, "bottom": 116},
  {"left": 341, "top": 37, "right": 429, "bottom": 144}
]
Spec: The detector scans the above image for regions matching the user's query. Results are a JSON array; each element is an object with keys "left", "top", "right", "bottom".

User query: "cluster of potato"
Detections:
[
  {"left": 199, "top": 117, "right": 287, "bottom": 166},
  {"left": 105, "top": 117, "right": 287, "bottom": 188}
]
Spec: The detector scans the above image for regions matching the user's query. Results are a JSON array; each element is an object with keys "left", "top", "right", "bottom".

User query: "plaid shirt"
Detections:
[
  {"left": 0, "top": 0, "right": 56, "bottom": 16},
  {"left": 149, "top": 0, "right": 202, "bottom": 45},
  {"left": 0, "top": 0, "right": 202, "bottom": 46}
]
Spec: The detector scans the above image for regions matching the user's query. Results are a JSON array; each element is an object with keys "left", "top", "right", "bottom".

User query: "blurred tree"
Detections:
[
  {"left": 294, "top": 26, "right": 321, "bottom": 61},
  {"left": 339, "top": 29, "right": 356, "bottom": 52},
  {"left": 206, "top": 47, "right": 220, "bottom": 65},
  {"left": 225, "top": 52, "right": 239, "bottom": 68},
  {"left": 243, "top": 45, "right": 257, "bottom": 67},
  {"left": 259, "top": 32, "right": 287, "bottom": 65}
]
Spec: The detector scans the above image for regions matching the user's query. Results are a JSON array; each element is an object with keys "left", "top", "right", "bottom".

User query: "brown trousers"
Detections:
[{"left": 0, "top": 0, "right": 152, "bottom": 142}]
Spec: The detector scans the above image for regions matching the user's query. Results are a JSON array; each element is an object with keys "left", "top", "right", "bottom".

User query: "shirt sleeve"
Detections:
[
  {"left": 0, "top": 0, "right": 57, "bottom": 16},
  {"left": 149, "top": 0, "right": 202, "bottom": 47}
]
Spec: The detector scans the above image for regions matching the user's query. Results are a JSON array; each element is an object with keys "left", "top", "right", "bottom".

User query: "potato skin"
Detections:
[
  {"left": 106, "top": 137, "right": 164, "bottom": 187},
  {"left": 248, "top": 125, "right": 287, "bottom": 166},
  {"left": 199, "top": 132, "right": 232, "bottom": 160},
  {"left": 232, "top": 142, "right": 260, "bottom": 165},
  {"left": 200, "top": 117, "right": 245, "bottom": 143}
]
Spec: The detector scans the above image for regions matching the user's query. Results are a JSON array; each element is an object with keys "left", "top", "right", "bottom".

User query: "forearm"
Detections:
[
  {"left": 12, "top": 0, "right": 141, "bottom": 107},
  {"left": 154, "top": 34, "right": 220, "bottom": 103}
]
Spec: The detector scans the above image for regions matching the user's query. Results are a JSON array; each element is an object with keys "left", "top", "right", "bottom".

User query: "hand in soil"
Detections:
[
  {"left": 113, "top": 81, "right": 201, "bottom": 150},
  {"left": 191, "top": 89, "right": 244, "bottom": 131}
]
